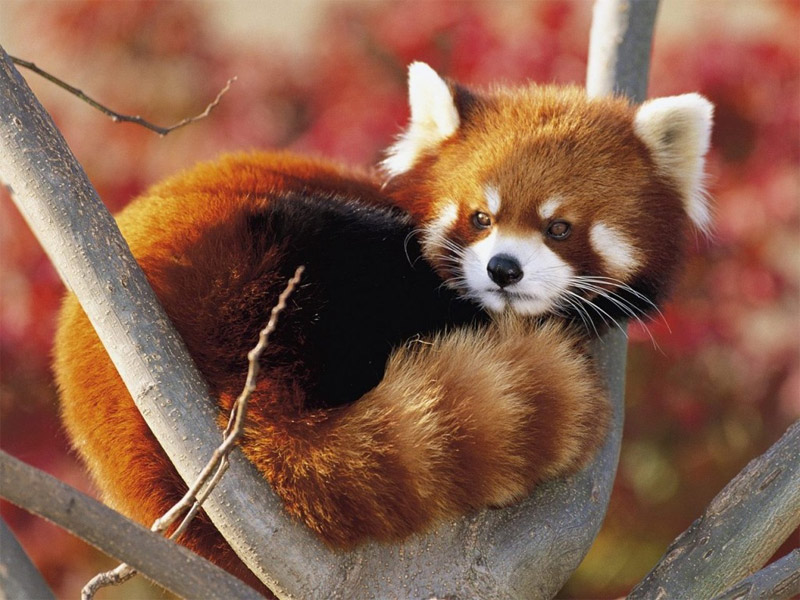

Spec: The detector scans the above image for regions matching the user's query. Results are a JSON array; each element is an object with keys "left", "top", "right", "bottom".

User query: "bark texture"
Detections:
[
  {"left": 0, "top": 451, "right": 260, "bottom": 600},
  {"left": 0, "top": 517, "right": 56, "bottom": 600},
  {"left": 628, "top": 421, "right": 800, "bottom": 600}
]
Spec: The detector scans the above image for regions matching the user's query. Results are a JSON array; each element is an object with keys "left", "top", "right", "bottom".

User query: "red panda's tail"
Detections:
[{"left": 238, "top": 317, "right": 610, "bottom": 548}]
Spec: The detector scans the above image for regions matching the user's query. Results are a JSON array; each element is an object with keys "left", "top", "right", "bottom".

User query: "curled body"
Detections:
[
  {"left": 53, "top": 63, "right": 712, "bottom": 588},
  {"left": 54, "top": 152, "right": 606, "bottom": 584}
]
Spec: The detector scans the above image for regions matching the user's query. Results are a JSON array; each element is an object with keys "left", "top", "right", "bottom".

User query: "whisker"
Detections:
[
  {"left": 570, "top": 282, "right": 642, "bottom": 318},
  {"left": 556, "top": 293, "right": 598, "bottom": 337},
  {"left": 533, "top": 278, "right": 600, "bottom": 338},
  {"left": 560, "top": 288, "right": 629, "bottom": 339},
  {"left": 574, "top": 275, "right": 662, "bottom": 312},
  {"left": 403, "top": 229, "right": 423, "bottom": 267},
  {"left": 571, "top": 275, "right": 670, "bottom": 333},
  {"left": 567, "top": 279, "right": 663, "bottom": 349}
]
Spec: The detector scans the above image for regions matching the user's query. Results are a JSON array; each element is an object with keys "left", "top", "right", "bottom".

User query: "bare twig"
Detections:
[
  {"left": 169, "top": 264, "right": 306, "bottom": 542},
  {"left": 2, "top": 45, "right": 338, "bottom": 596},
  {"left": 0, "top": 451, "right": 260, "bottom": 600},
  {"left": 82, "top": 266, "right": 305, "bottom": 599},
  {"left": 9, "top": 55, "right": 235, "bottom": 136},
  {"left": 82, "top": 566, "right": 138, "bottom": 600}
]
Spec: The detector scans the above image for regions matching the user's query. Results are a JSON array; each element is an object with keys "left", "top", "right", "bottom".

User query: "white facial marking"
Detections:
[
  {"left": 485, "top": 186, "right": 502, "bottom": 215},
  {"left": 461, "top": 229, "right": 574, "bottom": 315},
  {"left": 538, "top": 198, "right": 562, "bottom": 221},
  {"left": 421, "top": 201, "right": 459, "bottom": 256},
  {"left": 589, "top": 222, "right": 641, "bottom": 277}
]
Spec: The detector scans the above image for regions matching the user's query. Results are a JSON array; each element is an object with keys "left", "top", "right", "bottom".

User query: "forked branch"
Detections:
[{"left": 1, "top": 42, "right": 340, "bottom": 597}]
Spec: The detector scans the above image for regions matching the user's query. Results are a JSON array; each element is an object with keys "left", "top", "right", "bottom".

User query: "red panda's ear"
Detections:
[
  {"left": 634, "top": 94, "right": 715, "bottom": 233},
  {"left": 382, "top": 62, "right": 460, "bottom": 178}
]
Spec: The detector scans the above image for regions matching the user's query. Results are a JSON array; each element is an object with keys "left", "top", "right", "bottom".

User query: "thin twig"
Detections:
[
  {"left": 82, "top": 266, "right": 305, "bottom": 600},
  {"left": 0, "top": 452, "right": 259, "bottom": 599},
  {"left": 82, "top": 566, "right": 137, "bottom": 600},
  {"left": 9, "top": 55, "right": 236, "bottom": 137}
]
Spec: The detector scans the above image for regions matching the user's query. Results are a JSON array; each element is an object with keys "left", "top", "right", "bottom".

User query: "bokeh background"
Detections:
[{"left": 1, "top": 1, "right": 797, "bottom": 598}]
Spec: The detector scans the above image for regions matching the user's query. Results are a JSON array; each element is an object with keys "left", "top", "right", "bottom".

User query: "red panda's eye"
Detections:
[
  {"left": 546, "top": 220, "right": 571, "bottom": 240},
  {"left": 472, "top": 211, "right": 492, "bottom": 229}
]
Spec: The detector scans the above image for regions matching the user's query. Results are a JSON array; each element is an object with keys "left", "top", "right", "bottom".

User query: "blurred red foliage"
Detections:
[{"left": 1, "top": 1, "right": 797, "bottom": 598}]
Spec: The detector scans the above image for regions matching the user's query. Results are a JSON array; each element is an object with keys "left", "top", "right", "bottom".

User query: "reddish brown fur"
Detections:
[
  {"left": 386, "top": 85, "right": 690, "bottom": 303},
  {"left": 236, "top": 316, "right": 607, "bottom": 546},
  {"left": 54, "top": 152, "right": 609, "bottom": 591}
]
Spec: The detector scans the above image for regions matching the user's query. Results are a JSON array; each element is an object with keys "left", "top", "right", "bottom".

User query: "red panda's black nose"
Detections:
[{"left": 487, "top": 254, "right": 523, "bottom": 287}]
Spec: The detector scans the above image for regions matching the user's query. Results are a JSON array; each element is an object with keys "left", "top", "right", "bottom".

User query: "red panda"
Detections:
[{"left": 53, "top": 62, "right": 712, "bottom": 592}]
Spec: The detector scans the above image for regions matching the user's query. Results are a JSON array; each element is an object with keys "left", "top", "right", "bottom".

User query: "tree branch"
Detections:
[
  {"left": 0, "top": 44, "right": 344, "bottom": 598},
  {"left": 712, "top": 550, "right": 800, "bottom": 600},
  {"left": 587, "top": 3, "right": 800, "bottom": 599},
  {"left": 586, "top": 0, "right": 660, "bottom": 103},
  {"left": 628, "top": 420, "right": 800, "bottom": 599},
  {"left": 81, "top": 265, "right": 304, "bottom": 599},
  {"left": 0, "top": 517, "right": 56, "bottom": 600},
  {"left": 307, "top": 2, "right": 660, "bottom": 595},
  {"left": 0, "top": 451, "right": 260, "bottom": 599},
  {"left": 77, "top": 265, "right": 303, "bottom": 597}
]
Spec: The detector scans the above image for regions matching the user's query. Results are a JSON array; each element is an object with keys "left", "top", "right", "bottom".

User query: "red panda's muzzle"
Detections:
[{"left": 487, "top": 254, "right": 524, "bottom": 287}]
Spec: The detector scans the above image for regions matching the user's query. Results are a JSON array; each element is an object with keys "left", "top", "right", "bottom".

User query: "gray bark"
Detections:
[
  {"left": 0, "top": 0, "right": 658, "bottom": 595},
  {"left": 587, "top": 3, "right": 800, "bottom": 599},
  {"left": 628, "top": 420, "right": 800, "bottom": 600},
  {"left": 712, "top": 549, "right": 800, "bottom": 600},
  {"left": 0, "top": 451, "right": 260, "bottom": 600},
  {"left": 0, "top": 517, "right": 56, "bottom": 600},
  {"left": 587, "top": 0, "right": 659, "bottom": 103}
]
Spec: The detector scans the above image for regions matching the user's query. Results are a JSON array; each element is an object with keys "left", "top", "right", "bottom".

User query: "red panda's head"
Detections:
[{"left": 382, "top": 63, "right": 713, "bottom": 324}]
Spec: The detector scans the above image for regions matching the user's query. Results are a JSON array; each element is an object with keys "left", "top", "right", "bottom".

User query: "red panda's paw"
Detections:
[{"left": 240, "top": 317, "right": 609, "bottom": 548}]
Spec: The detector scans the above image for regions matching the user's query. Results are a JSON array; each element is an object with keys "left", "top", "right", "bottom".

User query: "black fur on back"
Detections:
[{"left": 247, "top": 191, "right": 487, "bottom": 409}]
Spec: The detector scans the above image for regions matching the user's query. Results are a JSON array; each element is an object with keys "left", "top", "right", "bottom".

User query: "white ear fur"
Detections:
[
  {"left": 634, "top": 93, "right": 714, "bottom": 232},
  {"left": 382, "top": 62, "right": 460, "bottom": 177}
]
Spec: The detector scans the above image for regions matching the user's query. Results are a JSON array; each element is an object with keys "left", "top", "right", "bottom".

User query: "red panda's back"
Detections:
[{"left": 53, "top": 151, "right": 387, "bottom": 589}]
